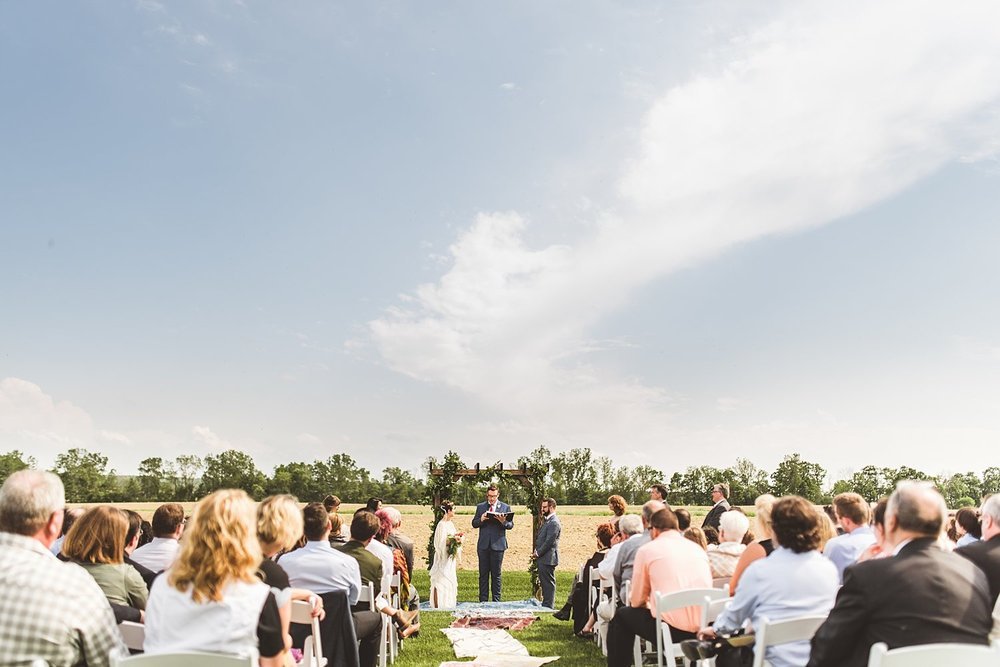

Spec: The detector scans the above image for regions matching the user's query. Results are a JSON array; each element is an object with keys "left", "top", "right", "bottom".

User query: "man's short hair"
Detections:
[
  {"left": 303, "top": 502, "right": 331, "bottom": 541},
  {"left": 487, "top": 484, "right": 499, "bottom": 493},
  {"left": 618, "top": 514, "right": 643, "bottom": 536},
  {"left": 124, "top": 509, "right": 144, "bottom": 545},
  {"left": 322, "top": 494, "right": 341, "bottom": 512},
  {"left": 771, "top": 496, "right": 823, "bottom": 553},
  {"left": 649, "top": 508, "right": 679, "bottom": 532},
  {"left": 642, "top": 500, "right": 666, "bottom": 524},
  {"left": 351, "top": 510, "right": 381, "bottom": 542},
  {"left": 674, "top": 508, "right": 691, "bottom": 531},
  {"left": 713, "top": 483, "right": 730, "bottom": 498},
  {"left": 0, "top": 470, "right": 65, "bottom": 536},
  {"left": 981, "top": 494, "right": 1000, "bottom": 525},
  {"left": 544, "top": 497, "right": 556, "bottom": 509},
  {"left": 888, "top": 481, "right": 947, "bottom": 537},
  {"left": 649, "top": 484, "right": 668, "bottom": 499},
  {"left": 382, "top": 506, "right": 402, "bottom": 528},
  {"left": 151, "top": 503, "right": 185, "bottom": 538},
  {"left": 719, "top": 509, "right": 750, "bottom": 541},
  {"left": 833, "top": 492, "right": 871, "bottom": 525}
]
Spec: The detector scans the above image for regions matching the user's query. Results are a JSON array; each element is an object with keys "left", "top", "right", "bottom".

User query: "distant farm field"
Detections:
[{"left": 97, "top": 502, "right": 730, "bottom": 571}]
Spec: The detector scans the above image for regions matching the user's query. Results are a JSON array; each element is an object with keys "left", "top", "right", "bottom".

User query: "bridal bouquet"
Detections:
[{"left": 446, "top": 532, "right": 464, "bottom": 558}]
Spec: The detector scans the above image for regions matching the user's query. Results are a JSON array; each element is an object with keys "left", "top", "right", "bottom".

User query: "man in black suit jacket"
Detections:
[
  {"left": 808, "top": 481, "right": 993, "bottom": 667},
  {"left": 701, "top": 483, "right": 731, "bottom": 532},
  {"left": 957, "top": 494, "right": 1000, "bottom": 606}
]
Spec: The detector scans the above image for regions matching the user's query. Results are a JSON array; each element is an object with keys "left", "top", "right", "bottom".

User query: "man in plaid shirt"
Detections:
[{"left": 0, "top": 470, "right": 125, "bottom": 666}]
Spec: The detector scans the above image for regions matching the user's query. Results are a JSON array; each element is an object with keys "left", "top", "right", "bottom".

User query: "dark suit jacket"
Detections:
[
  {"left": 124, "top": 554, "right": 158, "bottom": 590},
  {"left": 807, "top": 537, "right": 993, "bottom": 667},
  {"left": 534, "top": 514, "right": 561, "bottom": 566},
  {"left": 337, "top": 540, "right": 384, "bottom": 599},
  {"left": 701, "top": 500, "right": 731, "bottom": 531},
  {"left": 957, "top": 534, "right": 1000, "bottom": 606},
  {"left": 472, "top": 501, "right": 513, "bottom": 551}
]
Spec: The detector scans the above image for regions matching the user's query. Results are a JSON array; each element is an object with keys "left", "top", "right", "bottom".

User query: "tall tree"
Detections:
[
  {"left": 725, "top": 458, "right": 771, "bottom": 505},
  {"left": 0, "top": 450, "right": 35, "bottom": 486},
  {"left": 52, "top": 448, "right": 118, "bottom": 502},
  {"left": 267, "top": 462, "right": 320, "bottom": 500},
  {"left": 137, "top": 457, "right": 167, "bottom": 501},
  {"left": 312, "top": 454, "right": 372, "bottom": 502},
  {"left": 770, "top": 453, "right": 826, "bottom": 502},
  {"left": 200, "top": 450, "right": 266, "bottom": 498},
  {"left": 172, "top": 454, "right": 203, "bottom": 501}
]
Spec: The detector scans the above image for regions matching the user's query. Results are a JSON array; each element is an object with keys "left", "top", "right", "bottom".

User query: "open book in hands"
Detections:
[{"left": 484, "top": 510, "right": 514, "bottom": 522}]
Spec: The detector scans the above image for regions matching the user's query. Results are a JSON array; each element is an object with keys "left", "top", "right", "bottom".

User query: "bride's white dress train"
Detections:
[{"left": 429, "top": 519, "right": 459, "bottom": 608}]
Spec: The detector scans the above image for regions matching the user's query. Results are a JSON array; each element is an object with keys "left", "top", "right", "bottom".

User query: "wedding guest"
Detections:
[
  {"left": 729, "top": 494, "right": 776, "bottom": 595},
  {"left": 145, "top": 489, "right": 284, "bottom": 665},
  {"left": 674, "top": 508, "right": 692, "bottom": 531},
  {"left": 123, "top": 509, "right": 157, "bottom": 588},
  {"left": 0, "top": 470, "right": 125, "bottom": 667},
  {"left": 683, "top": 526, "right": 708, "bottom": 550},
  {"left": 382, "top": 506, "right": 416, "bottom": 581},
  {"left": 323, "top": 494, "right": 350, "bottom": 540},
  {"left": 556, "top": 522, "right": 614, "bottom": 633},
  {"left": 702, "top": 483, "right": 731, "bottom": 532},
  {"left": 50, "top": 507, "right": 84, "bottom": 556},
  {"left": 131, "top": 502, "right": 185, "bottom": 573},
  {"left": 956, "top": 507, "right": 982, "bottom": 547},
  {"left": 856, "top": 498, "right": 890, "bottom": 563},
  {"left": 648, "top": 485, "right": 668, "bottom": 502},
  {"left": 707, "top": 510, "right": 749, "bottom": 578},
  {"left": 62, "top": 506, "right": 148, "bottom": 612},
  {"left": 608, "top": 495, "right": 627, "bottom": 530},
  {"left": 823, "top": 492, "right": 875, "bottom": 582}
]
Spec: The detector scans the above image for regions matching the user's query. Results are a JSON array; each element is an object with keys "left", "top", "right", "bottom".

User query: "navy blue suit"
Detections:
[
  {"left": 534, "top": 513, "right": 561, "bottom": 608},
  {"left": 472, "top": 500, "right": 513, "bottom": 601}
]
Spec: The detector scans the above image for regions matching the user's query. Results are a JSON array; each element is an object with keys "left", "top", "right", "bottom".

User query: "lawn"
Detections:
[{"left": 396, "top": 570, "right": 606, "bottom": 666}]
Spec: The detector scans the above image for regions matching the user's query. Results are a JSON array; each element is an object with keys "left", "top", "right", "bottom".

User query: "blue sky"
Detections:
[{"left": 2, "top": 1, "right": 999, "bottom": 482}]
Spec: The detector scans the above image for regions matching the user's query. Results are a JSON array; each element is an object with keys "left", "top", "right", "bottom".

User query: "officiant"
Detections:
[{"left": 471, "top": 483, "right": 514, "bottom": 602}]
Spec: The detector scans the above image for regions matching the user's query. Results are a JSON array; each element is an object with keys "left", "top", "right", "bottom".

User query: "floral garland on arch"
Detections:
[{"left": 423, "top": 450, "right": 549, "bottom": 599}]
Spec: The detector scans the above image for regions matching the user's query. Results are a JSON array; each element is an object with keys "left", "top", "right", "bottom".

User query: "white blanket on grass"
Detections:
[{"left": 440, "top": 628, "right": 530, "bottom": 658}]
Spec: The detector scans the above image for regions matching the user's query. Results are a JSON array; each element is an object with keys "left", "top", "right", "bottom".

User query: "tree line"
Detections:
[{"left": 1, "top": 446, "right": 996, "bottom": 509}]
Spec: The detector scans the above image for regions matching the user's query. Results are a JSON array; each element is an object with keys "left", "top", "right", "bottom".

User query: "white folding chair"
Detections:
[
  {"left": 700, "top": 595, "right": 732, "bottom": 628},
  {"left": 118, "top": 621, "right": 145, "bottom": 652},
  {"left": 358, "top": 582, "right": 388, "bottom": 667},
  {"left": 291, "top": 600, "right": 325, "bottom": 667},
  {"left": 588, "top": 566, "right": 602, "bottom": 616},
  {"left": 595, "top": 574, "right": 614, "bottom": 651},
  {"left": 751, "top": 615, "right": 827, "bottom": 667},
  {"left": 388, "top": 573, "right": 401, "bottom": 663},
  {"left": 648, "top": 588, "right": 728, "bottom": 667},
  {"left": 867, "top": 640, "right": 1000, "bottom": 667},
  {"left": 712, "top": 577, "right": 731, "bottom": 591},
  {"left": 111, "top": 651, "right": 255, "bottom": 666}
]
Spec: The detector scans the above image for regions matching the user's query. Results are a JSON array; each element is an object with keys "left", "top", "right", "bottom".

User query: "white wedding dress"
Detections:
[{"left": 429, "top": 519, "right": 459, "bottom": 608}]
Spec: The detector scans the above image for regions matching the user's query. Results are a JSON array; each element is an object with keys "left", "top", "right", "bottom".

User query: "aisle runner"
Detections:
[
  {"left": 440, "top": 628, "right": 530, "bottom": 658},
  {"left": 439, "top": 655, "right": 559, "bottom": 667}
]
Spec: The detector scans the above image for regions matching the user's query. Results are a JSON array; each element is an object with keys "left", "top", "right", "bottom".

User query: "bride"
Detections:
[{"left": 429, "top": 501, "right": 460, "bottom": 608}]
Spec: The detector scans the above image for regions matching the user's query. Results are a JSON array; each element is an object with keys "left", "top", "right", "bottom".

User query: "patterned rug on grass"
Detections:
[
  {"left": 421, "top": 598, "right": 552, "bottom": 613},
  {"left": 450, "top": 608, "right": 540, "bottom": 631},
  {"left": 438, "top": 655, "right": 559, "bottom": 667}
]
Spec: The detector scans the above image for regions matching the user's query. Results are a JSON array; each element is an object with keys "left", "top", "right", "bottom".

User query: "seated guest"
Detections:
[
  {"left": 957, "top": 494, "right": 1000, "bottom": 606},
  {"left": 123, "top": 509, "right": 157, "bottom": 588},
  {"left": 131, "top": 502, "right": 185, "bottom": 572},
  {"left": 955, "top": 507, "right": 982, "bottom": 547},
  {"left": 324, "top": 494, "right": 351, "bottom": 540},
  {"left": 686, "top": 495, "right": 838, "bottom": 667},
  {"left": 62, "top": 506, "right": 148, "bottom": 613},
  {"left": 822, "top": 492, "right": 875, "bottom": 582},
  {"left": 807, "top": 481, "right": 993, "bottom": 667},
  {"left": 608, "top": 495, "right": 627, "bottom": 530},
  {"left": 605, "top": 508, "right": 712, "bottom": 667},
  {"left": 856, "top": 498, "right": 890, "bottom": 563},
  {"left": 823, "top": 505, "right": 845, "bottom": 536},
  {"left": 281, "top": 502, "right": 381, "bottom": 667},
  {"left": 707, "top": 510, "right": 749, "bottom": 578},
  {"left": 729, "top": 494, "right": 776, "bottom": 594},
  {"left": 683, "top": 526, "right": 708, "bottom": 550},
  {"left": 703, "top": 526, "right": 720, "bottom": 546},
  {"left": 50, "top": 506, "right": 84, "bottom": 556},
  {"left": 382, "top": 506, "right": 415, "bottom": 581},
  {"left": 0, "top": 470, "right": 125, "bottom": 666},
  {"left": 366, "top": 497, "right": 382, "bottom": 513},
  {"left": 350, "top": 508, "right": 393, "bottom": 597},
  {"left": 612, "top": 501, "right": 665, "bottom": 604},
  {"left": 674, "top": 508, "right": 691, "bottom": 531},
  {"left": 556, "top": 521, "right": 614, "bottom": 634},
  {"left": 144, "top": 490, "right": 283, "bottom": 666}
]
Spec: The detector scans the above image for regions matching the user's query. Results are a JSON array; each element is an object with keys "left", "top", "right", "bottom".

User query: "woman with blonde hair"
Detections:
[
  {"left": 145, "top": 489, "right": 284, "bottom": 666},
  {"left": 728, "top": 494, "right": 776, "bottom": 595},
  {"left": 63, "top": 505, "right": 148, "bottom": 612},
  {"left": 256, "top": 495, "right": 325, "bottom": 661}
]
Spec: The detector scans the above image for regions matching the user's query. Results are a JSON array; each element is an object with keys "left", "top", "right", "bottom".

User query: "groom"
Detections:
[{"left": 472, "top": 484, "right": 514, "bottom": 602}]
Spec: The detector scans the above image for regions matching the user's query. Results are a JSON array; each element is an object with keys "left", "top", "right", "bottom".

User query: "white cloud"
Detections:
[
  {"left": 296, "top": 433, "right": 322, "bottom": 445},
  {"left": 500, "top": 82, "right": 517, "bottom": 90},
  {"left": 370, "top": 1, "right": 1000, "bottom": 459},
  {"left": 191, "top": 425, "right": 232, "bottom": 453}
]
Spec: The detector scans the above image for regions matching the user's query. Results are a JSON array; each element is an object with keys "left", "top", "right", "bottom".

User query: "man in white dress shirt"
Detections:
[
  {"left": 822, "top": 492, "right": 875, "bottom": 582},
  {"left": 130, "top": 502, "right": 185, "bottom": 572}
]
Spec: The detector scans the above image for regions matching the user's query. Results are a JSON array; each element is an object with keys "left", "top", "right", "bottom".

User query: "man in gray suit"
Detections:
[
  {"left": 614, "top": 500, "right": 666, "bottom": 603},
  {"left": 533, "top": 497, "right": 561, "bottom": 608}
]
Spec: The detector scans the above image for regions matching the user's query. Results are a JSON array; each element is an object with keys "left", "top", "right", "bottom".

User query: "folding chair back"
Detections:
[
  {"left": 751, "top": 615, "right": 827, "bottom": 667},
  {"left": 291, "top": 600, "right": 325, "bottom": 667},
  {"left": 701, "top": 595, "right": 733, "bottom": 628},
  {"left": 867, "top": 640, "right": 1000, "bottom": 667},
  {"left": 712, "top": 576, "right": 731, "bottom": 590},
  {"left": 588, "top": 566, "right": 601, "bottom": 614},
  {"left": 652, "top": 588, "right": 728, "bottom": 667},
  {"left": 118, "top": 621, "right": 145, "bottom": 652},
  {"left": 111, "top": 651, "right": 255, "bottom": 667}
]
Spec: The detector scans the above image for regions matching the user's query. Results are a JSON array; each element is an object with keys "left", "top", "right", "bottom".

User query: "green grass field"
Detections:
[{"left": 396, "top": 570, "right": 605, "bottom": 666}]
